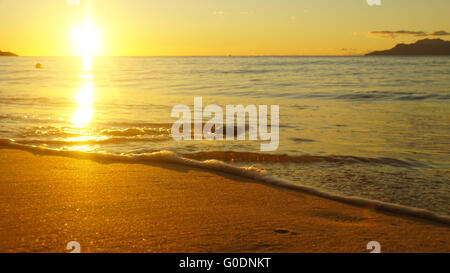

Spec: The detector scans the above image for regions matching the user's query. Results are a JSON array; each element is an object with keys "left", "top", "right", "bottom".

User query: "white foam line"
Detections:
[{"left": 0, "top": 138, "right": 449, "bottom": 226}]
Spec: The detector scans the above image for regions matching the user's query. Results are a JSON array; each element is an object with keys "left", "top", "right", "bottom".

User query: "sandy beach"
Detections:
[{"left": 0, "top": 149, "right": 448, "bottom": 253}]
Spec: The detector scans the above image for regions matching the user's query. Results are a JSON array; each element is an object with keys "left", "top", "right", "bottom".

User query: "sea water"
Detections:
[{"left": 0, "top": 56, "right": 449, "bottom": 216}]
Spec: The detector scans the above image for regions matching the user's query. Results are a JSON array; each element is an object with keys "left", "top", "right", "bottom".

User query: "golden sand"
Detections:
[{"left": 0, "top": 149, "right": 448, "bottom": 253}]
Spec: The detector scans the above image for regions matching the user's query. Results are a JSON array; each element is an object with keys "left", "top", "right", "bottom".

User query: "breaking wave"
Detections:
[
  {"left": 15, "top": 136, "right": 171, "bottom": 145},
  {"left": 183, "top": 151, "right": 419, "bottom": 167}
]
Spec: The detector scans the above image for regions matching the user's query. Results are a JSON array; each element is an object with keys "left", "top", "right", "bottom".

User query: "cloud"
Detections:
[
  {"left": 428, "top": 31, "right": 450, "bottom": 36},
  {"left": 369, "top": 30, "right": 450, "bottom": 39},
  {"left": 369, "top": 30, "right": 426, "bottom": 38}
]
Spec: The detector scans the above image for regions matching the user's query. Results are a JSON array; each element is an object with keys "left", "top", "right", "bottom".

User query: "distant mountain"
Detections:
[
  {"left": 366, "top": 39, "right": 450, "bottom": 56},
  {"left": 0, "top": 50, "right": 18, "bottom": 56}
]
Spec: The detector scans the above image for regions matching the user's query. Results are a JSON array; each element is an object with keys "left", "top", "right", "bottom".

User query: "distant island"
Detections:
[
  {"left": 0, "top": 50, "right": 18, "bottom": 56},
  {"left": 366, "top": 38, "right": 450, "bottom": 56}
]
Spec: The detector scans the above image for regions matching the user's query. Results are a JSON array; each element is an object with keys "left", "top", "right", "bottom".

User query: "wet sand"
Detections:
[{"left": 0, "top": 149, "right": 448, "bottom": 253}]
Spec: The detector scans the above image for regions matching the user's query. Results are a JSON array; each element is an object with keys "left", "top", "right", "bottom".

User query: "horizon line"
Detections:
[{"left": 7, "top": 54, "right": 367, "bottom": 57}]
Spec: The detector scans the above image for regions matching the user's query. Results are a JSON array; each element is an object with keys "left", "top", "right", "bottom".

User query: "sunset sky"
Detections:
[{"left": 1, "top": 0, "right": 449, "bottom": 56}]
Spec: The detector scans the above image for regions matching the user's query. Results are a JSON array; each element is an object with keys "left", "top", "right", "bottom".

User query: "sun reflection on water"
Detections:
[
  {"left": 71, "top": 80, "right": 94, "bottom": 127},
  {"left": 67, "top": 145, "right": 95, "bottom": 152},
  {"left": 68, "top": 55, "right": 97, "bottom": 154},
  {"left": 82, "top": 55, "right": 93, "bottom": 72}
]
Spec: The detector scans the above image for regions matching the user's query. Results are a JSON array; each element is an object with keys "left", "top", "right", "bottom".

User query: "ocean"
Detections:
[{"left": 0, "top": 56, "right": 449, "bottom": 216}]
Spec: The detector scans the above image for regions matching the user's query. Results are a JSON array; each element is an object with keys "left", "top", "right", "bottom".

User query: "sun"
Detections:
[{"left": 71, "top": 20, "right": 102, "bottom": 58}]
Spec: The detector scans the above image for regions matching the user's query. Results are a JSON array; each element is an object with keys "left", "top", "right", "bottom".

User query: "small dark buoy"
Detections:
[{"left": 35, "top": 63, "right": 42, "bottom": 69}]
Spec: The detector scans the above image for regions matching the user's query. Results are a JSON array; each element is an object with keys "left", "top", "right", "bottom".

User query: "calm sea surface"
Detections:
[{"left": 0, "top": 56, "right": 449, "bottom": 215}]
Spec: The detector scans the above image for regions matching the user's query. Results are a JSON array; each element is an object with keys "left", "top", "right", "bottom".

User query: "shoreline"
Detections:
[
  {"left": 1, "top": 138, "right": 449, "bottom": 226},
  {"left": 0, "top": 149, "right": 449, "bottom": 253}
]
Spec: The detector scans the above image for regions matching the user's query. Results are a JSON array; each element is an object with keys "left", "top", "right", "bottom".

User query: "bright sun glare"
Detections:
[
  {"left": 69, "top": 20, "right": 99, "bottom": 127},
  {"left": 71, "top": 20, "right": 102, "bottom": 59},
  {"left": 71, "top": 81, "right": 94, "bottom": 127}
]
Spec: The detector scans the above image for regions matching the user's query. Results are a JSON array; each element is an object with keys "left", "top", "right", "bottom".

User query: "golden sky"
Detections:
[{"left": 1, "top": 0, "right": 449, "bottom": 56}]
